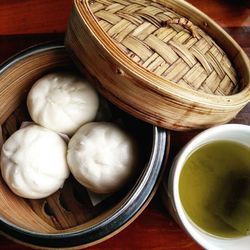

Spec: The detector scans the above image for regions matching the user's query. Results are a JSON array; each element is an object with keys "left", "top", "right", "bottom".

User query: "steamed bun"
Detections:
[
  {"left": 27, "top": 72, "right": 99, "bottom": 135},
  {"left": 1, "top": 125, "right": 69, "bottom": 199},
  {"left": 67, "top": 122, "right": 138, "bottom": 194}
]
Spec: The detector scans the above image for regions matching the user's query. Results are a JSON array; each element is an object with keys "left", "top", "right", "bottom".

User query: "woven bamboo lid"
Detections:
[
  {"left": 90, "top": 0, "right": 237, "bottom": 95},
  {"left": 65, "top": 0, "right": 250, "bottom": 130}
]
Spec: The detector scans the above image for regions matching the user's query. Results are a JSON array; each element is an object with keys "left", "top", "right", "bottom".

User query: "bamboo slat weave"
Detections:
[
  {"left": 90, "top": 0, "right": 238, "bottom": 95},
  {"left": 65, "top": 0, "right": 250, "bottom": 130}
]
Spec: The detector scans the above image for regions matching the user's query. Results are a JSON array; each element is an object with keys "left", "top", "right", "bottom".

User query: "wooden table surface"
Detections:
[{"left": 0, "top": 1, "right": 249, "bottom": 249}]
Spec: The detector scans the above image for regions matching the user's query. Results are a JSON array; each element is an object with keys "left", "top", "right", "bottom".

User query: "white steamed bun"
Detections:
[
  {"left": 67, "top": 122, "right": 138, "bottom": 194},
  {"left": 27, "top": 72, "right": 99, "bottom": 135},
  {"left": 1, "top": 125, "right": 69, "bottom": 199}
]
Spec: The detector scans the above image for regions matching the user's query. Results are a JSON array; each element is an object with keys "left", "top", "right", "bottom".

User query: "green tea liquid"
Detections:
[{"left": 179, "top": 140, "right": 250, "bottom": 238}]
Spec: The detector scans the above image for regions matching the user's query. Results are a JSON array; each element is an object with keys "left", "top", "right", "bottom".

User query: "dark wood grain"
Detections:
[
  {"left": 0, "top": 0, "right": 249, "bottom": 249},
  {"left": 0, "top": 0, "right": 72, "bottom": 35},
  {"left": 188, "top": 0, "right": 250, "bottom": 27}
]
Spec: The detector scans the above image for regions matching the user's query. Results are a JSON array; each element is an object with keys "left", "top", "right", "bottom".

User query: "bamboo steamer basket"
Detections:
[
  {"left": 65, "top": 0, "right": 250, "bottom": 130},
  {"left": 0, "top": 43, "right": 169, "bottom": 249}
]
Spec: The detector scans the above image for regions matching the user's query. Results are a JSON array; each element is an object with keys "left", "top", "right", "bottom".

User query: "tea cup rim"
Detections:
[{"left": 169, "top": 124, "right": 250, "bottom": 250}]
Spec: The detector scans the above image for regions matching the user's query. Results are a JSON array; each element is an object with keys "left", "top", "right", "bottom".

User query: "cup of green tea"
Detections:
[{"left": 167, "top": 124, "right": 250, "bottom": 250}]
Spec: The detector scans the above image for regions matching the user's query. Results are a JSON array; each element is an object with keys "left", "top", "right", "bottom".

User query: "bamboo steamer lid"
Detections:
[{"left": 65, "top": 0, "right": 250, "bottom": 130}]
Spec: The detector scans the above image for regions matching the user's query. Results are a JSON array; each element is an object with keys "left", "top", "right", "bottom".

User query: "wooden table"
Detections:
[{"left": 0, "top": 1, "right": 249, "bottom": 249}]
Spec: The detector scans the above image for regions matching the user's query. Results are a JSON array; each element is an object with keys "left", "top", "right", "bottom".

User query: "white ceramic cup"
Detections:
[{"left": 167, "top": 124, "right": 250, "bottom": 250}]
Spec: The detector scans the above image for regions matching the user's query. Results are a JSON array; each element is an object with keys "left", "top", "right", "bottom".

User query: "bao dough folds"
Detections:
[
  {"left": 1, "top": 125, "right": 69, "bottom": 199},
  {"left": 67, "top": 122, "right": 138, "bottom": 194},
  {"left": 27, "top": 72, "right": 99, "bottom": 135}
]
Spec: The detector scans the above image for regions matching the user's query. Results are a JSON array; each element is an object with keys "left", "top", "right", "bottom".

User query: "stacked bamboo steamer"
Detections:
[
  {"left": 0, "top": 44, "right": 168, "bottom": 249},
  {"left": 65, "top": 0, "right": 250, "bottom": 130}
]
